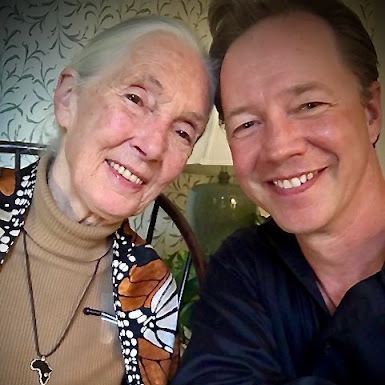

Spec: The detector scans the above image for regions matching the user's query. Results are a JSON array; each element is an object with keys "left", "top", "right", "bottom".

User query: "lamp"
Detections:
[{"left": 185, "top": 109, "right": 256, "bottom": 259}]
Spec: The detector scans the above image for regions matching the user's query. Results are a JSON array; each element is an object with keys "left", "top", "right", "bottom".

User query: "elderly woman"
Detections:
[{"left": 0, "top": 16, "right": 213, "bottom": 385}]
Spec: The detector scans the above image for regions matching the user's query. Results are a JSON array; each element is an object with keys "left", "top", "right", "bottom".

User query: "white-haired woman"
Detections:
[{"left": 0, "top": 15, "right": 214, "bottom": 385}]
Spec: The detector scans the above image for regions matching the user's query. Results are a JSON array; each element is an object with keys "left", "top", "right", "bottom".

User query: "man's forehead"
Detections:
[
  {"left": 229, "top": 11, "right": 334, "bottom": 52},
  {"left": 222, "top": 12, "right": 340, "bottom": 78}
]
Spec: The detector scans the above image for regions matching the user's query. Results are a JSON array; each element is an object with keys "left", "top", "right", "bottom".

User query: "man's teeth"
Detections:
[
  {"left": 108, "top": 161, "right": 143, "bottom": 185},
  {"left": 273, "top": 171, "right": 318, "bottom": 189}
]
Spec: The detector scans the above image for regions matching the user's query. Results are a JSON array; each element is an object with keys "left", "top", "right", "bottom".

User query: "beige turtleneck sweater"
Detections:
[{"left": 0, "top": 155, "right": 125, "bottom": 385}]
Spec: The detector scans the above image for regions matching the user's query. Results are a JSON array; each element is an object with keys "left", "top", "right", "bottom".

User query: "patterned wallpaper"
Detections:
[
  {"left": 0, "top": 0, "right": 211, "bottom": 146},
  {"left": 0, "top": 0, "right": 382, "bottom": 257}
]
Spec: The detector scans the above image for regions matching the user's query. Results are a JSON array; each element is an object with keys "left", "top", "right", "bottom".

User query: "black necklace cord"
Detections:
[{"left": 23, "top": 228, "right": 110, "bottom": 358}]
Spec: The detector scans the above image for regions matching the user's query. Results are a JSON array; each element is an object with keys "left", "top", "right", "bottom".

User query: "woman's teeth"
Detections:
[
  {"left": 108, "top": 160, "right": 143, "bottom": 185},
  {"left": 273, "top": 171, "right": 318, "bottom": 189}
]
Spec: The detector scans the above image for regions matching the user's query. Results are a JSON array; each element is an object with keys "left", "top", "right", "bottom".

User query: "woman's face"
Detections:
[{"left": 53, "top": 32, "right": 210, "bottom": 224}]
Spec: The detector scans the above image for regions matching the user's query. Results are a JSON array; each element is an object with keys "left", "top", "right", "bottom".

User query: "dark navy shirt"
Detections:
[{"left": 171, "top": 219, "right": 385, "bottom": 385}]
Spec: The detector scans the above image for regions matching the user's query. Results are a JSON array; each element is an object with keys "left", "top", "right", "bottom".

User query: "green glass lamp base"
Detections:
[{"left": 186, "top": 174, "right": 256, "bottom": 259}]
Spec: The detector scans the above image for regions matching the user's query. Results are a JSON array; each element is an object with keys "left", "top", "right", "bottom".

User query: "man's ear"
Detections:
[
  {"left": 365, "top": 81, "right": 382, "bottom": 145},
  {"left": 54, "top": 68, "right": 78, "bottom": 130}
]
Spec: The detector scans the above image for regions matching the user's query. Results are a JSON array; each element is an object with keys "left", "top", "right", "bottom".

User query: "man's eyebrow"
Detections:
[
  {"left": 226, "top": 105, "right": 254, "bottom": 121},
  {"left": 225, "top": 82, "right": 332, "bottom": 120},
  {"left": 282, "top": 82, "right": 332, "bottom": 96}
]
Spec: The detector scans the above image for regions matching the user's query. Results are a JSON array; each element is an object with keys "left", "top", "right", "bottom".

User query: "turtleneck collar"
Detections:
[{"left": 23, "top": 153, "right": 121, "bottom": 262}]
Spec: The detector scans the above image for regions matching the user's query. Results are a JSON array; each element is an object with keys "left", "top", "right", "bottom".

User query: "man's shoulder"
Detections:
[
  {"left": 223, "top": 218, "right": 293, "bottom": 251},
  {"left": 202, "top": 219, "right": 303, "bottom": 308},
  {"left": 211, "top": 218, "right": 297, "bottom": 271}
]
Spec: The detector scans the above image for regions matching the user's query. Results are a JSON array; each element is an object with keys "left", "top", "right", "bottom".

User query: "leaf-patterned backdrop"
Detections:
[{"left": 0, "top": 0, "right": 383, "bottom": 257}]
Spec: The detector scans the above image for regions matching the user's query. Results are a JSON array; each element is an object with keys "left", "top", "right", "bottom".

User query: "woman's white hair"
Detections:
[
  {"left": 50, "top": 15, "right": 216, "bottom": 150},
  {"left": 70, "top": 15, "right": 214, "bottom": 92}
]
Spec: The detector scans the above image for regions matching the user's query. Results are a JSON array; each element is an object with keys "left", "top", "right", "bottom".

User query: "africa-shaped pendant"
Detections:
[{"left": 30, "top": 357, "right": 52, "bottom": 385}]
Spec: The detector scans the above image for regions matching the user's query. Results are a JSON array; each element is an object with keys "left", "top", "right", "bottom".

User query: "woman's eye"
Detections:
[
  {"left": 176, "top": 130, "right": 192, "bottom": 144},
  {"left": 126, "top": 94, "right": 143, "bottom": 106}
]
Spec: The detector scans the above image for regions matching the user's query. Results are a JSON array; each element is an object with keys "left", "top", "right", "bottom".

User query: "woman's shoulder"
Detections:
[
  {"left": 0, "top": 167, "right": 17, "bottom": 197},
  {"left": 0, "top": 161, "right": 38, "bottom": 198}
]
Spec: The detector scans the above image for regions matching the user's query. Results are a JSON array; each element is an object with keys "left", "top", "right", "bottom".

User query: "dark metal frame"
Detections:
[
  {"left": 0, "top": 141, "right": 46, "bottom": 170},
  {"left": 148, "top": 194, "right": 206, "bottom": 299}
]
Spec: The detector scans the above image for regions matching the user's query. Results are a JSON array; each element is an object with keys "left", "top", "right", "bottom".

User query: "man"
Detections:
[{"left": 171, "top": 0, "right": 384, "bottom": 384}]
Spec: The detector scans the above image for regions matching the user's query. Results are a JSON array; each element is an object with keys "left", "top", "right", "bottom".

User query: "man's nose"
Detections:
[{"left": 262, "top": 113, "right": 306, "bottom": 163}]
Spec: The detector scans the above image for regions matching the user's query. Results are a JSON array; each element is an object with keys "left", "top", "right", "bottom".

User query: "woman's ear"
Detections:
[
  {"left": 365, "top": 81, "right": 382, "bottom": 145},
  {"left": 54, "top": 68, "right": 78, "bottom": 131}
]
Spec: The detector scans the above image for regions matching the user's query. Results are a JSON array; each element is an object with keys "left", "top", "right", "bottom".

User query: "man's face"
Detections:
[
  {"left": 221, "top": 12, "right": 381, "bottom": 235},
  {"left": 54, "top": 32, "right": 210, "bottom": 224}
]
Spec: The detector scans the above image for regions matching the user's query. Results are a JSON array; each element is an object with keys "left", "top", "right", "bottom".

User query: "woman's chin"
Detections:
[{"left": 90, "top": 196, "right": 146, "bottom": 223}]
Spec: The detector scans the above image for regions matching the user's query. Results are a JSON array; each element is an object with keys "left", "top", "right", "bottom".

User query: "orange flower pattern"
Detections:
[{"left": 113, "top": 223, "right": 179, "bottom": 384}]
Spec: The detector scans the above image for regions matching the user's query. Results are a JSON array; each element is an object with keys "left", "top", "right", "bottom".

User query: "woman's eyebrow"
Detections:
[{"left": 145, "top": 74, "right": 163, "bottom": 92}]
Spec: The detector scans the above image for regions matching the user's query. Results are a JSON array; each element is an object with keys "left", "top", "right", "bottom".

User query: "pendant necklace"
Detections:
[{"left": 23, "top": 228, "right": 110, "bottom": 385}]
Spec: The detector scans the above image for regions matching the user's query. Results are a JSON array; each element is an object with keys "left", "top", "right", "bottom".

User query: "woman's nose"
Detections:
[{"left": 131, "top": 119, "right": 169, "bottom": 161}]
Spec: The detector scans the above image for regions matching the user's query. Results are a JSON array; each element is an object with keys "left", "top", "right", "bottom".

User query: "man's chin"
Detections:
[{"left": 272, "top": 213, "right": 325, "bottom": 235}]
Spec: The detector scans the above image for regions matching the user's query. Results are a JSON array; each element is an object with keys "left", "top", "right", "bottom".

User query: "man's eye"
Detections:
[
  {"left": 227, "top": 120, "right": 259, "bottom": 139},
  {"left": 126, "top": 94, "right": 143, "bottom": 106},
  {"left": 301, "top": 102, "right": 323, "bottom": 110},
  {"left": 240, "top": 121, "right": 254, "bottom": 129},
  {"left": 234, "top": 121, "right": 255, "bottom": 133}
]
